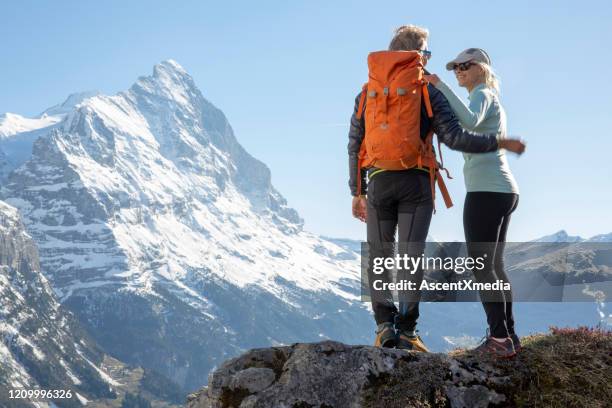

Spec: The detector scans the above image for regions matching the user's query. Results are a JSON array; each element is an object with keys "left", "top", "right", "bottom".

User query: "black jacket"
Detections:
[{"left": 347, "top": 83, "right": 499, "bottom": 196}]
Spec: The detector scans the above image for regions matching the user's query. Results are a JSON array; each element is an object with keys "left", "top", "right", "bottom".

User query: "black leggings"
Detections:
[
  {"left": 464, "top": 192, "right": 519, "bottom": 338},
  {"left": 366, "top": 170, "right": 433, "bottom": 331}
]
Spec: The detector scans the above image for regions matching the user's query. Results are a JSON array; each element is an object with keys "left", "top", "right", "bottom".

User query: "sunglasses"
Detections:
[
  {"left": 419, "top": 49, "right": 432, "bottom": 59},
  {"left": 453, "top": 61, "right": 476, "bottom": 72}
]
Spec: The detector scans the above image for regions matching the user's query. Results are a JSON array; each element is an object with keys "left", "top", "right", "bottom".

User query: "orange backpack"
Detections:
[{"left": 356, "top": 50, "right": 453, "bottom": 210}]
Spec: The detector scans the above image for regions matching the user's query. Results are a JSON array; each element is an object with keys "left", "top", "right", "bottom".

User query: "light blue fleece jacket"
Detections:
[{"left": 434, "top": 81, "right": 519, "bottom": 194}]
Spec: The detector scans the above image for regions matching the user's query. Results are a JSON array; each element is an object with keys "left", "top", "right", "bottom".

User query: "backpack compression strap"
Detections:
[{"left": 421, "top": 80, "right": 453, "bottom": 212}]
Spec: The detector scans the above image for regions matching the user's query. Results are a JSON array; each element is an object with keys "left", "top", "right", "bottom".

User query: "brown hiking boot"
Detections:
[
  {"left": 397, "top": 330, "right": 430, "bottom": 352},
  {"left": 374, "top": 322, "right": 397, "bottom": 348},
  {"left": 473, "top": 334, "right": 516, "bottom": 359}
]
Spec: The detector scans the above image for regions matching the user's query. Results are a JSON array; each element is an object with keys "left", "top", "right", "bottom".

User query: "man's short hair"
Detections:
[{"left": 388, "top": 25, "right": 429, "bottom": 51}]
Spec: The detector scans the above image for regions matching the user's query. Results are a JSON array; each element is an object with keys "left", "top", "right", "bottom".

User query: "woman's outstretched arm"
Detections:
[
  {"left": 426, "top": 75, "right": 492, "bottom": 129},
  {"left": 427, "top": 84, "right": 525, "bottom": 154},
  {"left": 427, "top": 84, "right": 498, "bottom": 153}
]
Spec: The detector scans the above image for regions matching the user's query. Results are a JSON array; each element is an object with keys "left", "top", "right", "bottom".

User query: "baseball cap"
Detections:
[{"left": 445, "top": 48, "right": 491, "bottom": 71}]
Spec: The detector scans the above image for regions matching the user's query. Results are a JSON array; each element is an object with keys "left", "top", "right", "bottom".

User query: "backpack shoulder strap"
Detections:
[
  {"left": 422, "top": 83, "right": 433, "bottom": 118},
  {"left": 420, "top": 71, "right": 433, "bottom": 118},
  {"left": 356, "top": 83, "right": 367, "bottom": 120}
]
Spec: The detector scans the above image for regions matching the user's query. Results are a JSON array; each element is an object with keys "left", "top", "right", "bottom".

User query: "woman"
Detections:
[{"left": 425, "top": 48, "right": 521, "bottom": 358}]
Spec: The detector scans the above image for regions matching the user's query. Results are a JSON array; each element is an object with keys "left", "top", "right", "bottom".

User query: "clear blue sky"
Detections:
[{"left": 2, "top": 0, "right": 611, "bottom": 241}]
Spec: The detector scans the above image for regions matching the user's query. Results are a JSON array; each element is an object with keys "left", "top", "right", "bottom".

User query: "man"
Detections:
[{"left": 348, "top": 25, "right": 525, "bottom": 351}]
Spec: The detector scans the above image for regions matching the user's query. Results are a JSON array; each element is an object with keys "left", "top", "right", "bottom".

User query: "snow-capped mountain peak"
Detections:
[
  {"left": 153, "top": 59, "right": 190, "bottom": 84},
  {"left": 130, "top": 59, "right": 200, "bottom": 109},
  {"left": 41, "top": 90, "right": 101, "bottom": 117},
  {"left": 0, "top": 60, "right": 365, "bottom": 390},
  {"left": 532, "top": 230, "right": 585, "bottom": 243}
]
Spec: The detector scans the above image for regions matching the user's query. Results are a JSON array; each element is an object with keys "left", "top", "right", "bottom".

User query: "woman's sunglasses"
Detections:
[{"left": 453, "top": 61, "right": 475, "bottom": 72}]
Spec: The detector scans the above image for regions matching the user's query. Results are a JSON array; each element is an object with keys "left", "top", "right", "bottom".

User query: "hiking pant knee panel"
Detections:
[{"left": 464, "top": 192, "right": 519, "bottom": 338}]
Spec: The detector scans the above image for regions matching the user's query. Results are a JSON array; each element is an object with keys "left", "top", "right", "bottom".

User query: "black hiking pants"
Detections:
[
  {"left": 464, "top": 192, "right": 519, "bottom": 338},
  {"left": 366, "top": 169, "right": 433, "bottom": 332}
]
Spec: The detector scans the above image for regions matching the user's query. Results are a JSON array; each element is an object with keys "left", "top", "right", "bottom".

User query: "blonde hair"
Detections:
[
  {"left": 389, "top": 25, "right": 429, "bottom": 51},
  {"left": 475, "top": 62, "right": 501, "bottom": 94}
]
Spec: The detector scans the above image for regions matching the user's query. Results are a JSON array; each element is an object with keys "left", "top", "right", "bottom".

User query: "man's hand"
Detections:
[
  {"left": 352, "top": 196, "right": 367, "bottom": 222},
  {"left": 498, "top": 138, "right": 526, "bottom": 155},
  {"left": 423, "top": 74, "right": 440, "bottom": 85}
]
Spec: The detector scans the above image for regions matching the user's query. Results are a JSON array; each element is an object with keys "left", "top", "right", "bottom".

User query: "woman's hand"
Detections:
[
  {"left": 352, "top": 196, "right": 367, "bottom": 222},
  {"left": 499, "top": 138, "right": 526, "bottom": 155},
  {"left": 424, "top": 74, "right": 440, "bottom": 85}
]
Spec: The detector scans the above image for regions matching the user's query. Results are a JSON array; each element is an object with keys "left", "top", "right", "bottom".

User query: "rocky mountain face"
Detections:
[
  {"left": 0, "top": 60, "right": 372, "bottom": 394},
  {"left": 0, "top": 148, "right": 8, "bottom": 181},
  {"left": 187, "top": 328, "right": 612, "bottom": 408},
  {"left": 0, "top": 200, "right": 117, "bottom": 407}
]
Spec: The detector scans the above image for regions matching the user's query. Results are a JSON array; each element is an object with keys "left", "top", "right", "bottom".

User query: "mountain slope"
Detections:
[
  {"left": 1, "top": 60, "right": 372, "bottom": 392},
  {"left": 0, "top": 92, "right": 99, "bottom": 181},
  {"left": 0, "top": 200, "right": 118, "bottom": 407}
]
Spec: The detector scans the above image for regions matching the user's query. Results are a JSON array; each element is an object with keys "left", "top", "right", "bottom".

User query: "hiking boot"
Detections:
[
  {"left": 397, "top": 330, "right": 429, "bottom": 352},
  {"left": 510, "top": 333, "right": 522, "bottom": 353},
  {"left": 473, "top": 334, "right": 516, "bottom": 359},
  {"left": 374, "top": 323, "right": 397, "bottom": 348}
]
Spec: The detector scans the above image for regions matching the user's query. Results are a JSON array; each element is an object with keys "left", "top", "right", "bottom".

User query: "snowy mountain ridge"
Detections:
[
  {"left": 531, "top": 229, "right": 612, "bottom": 243},
  {"left": 0, "top": 60, "right": 370, "bottom": 391},
  {"left": 0, "top": 112, "right": 62, "bottom": 139},
  {"left": 1, "top": 59, "right": 355, "bottom": 300}
]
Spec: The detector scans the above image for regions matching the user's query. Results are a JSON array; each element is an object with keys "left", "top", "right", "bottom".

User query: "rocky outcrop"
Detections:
[{"left": 187, "top": 328, "right": 612, "bottom": 408}]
